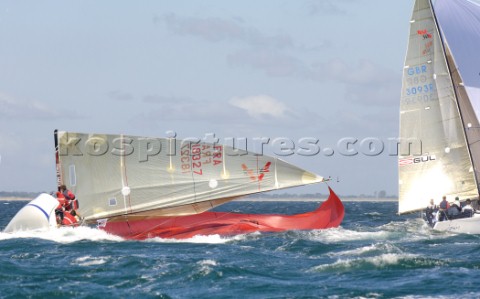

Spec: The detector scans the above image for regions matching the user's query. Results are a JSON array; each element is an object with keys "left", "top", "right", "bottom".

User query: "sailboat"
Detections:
[
  {"left": 5, "top": 130, "right": 344, "bottom": 239},
  {"left": 399, "top": 0, "right": 480, "bottom": 233}
]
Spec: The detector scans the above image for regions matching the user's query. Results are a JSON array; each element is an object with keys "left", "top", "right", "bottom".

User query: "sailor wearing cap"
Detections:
[{"left": 463, "top": 199, "right": 475, "bottom": 216}]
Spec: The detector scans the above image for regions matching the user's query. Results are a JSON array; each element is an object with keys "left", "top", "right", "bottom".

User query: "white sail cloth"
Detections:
[
  {"left": 56, "top": 131, "right": 324, "bottom": 221},
  {"left": 399, "top": 0, "right": 479, "bottom": 214}
]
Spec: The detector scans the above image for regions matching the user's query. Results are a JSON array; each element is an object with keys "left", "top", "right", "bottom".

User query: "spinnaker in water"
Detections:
[{"left": 5, "top": 130, "right": 344, "bottom": 239}]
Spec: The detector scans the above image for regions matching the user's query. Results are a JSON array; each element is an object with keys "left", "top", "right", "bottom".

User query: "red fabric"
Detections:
[
  {"left": 66, "top": 191, "right": 75, "bottom": 200},
  {"left": 64, "top": 201, "right": 72, "bottom": 211},
  {"left": 102, "top": 187, "right": 344, "bottom": 240},
  {"left": 62, "top": 211, "right": 79, "bottom": 227},
  {"left": 63, "top": 190, "right": 76, "bottom": 211},
  {"left": 56, "top": 192, "right": 66, "bottom": 210},
  {"left": 72, "top": 199, "right": 79, "bottom": 210}
]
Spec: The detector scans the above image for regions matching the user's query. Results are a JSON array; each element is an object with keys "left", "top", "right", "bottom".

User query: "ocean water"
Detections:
[{"left": 1, "top": 199, "right": 480, "bottom": 299}]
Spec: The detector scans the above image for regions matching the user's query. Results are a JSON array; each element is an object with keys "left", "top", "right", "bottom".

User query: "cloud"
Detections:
[
  {"left": 0, "top": 130, "right": 22, "bottom": 155},
  {"left": 227, "top": 49, "right": 307, "bottom": 77},
  {"left": 135, "top": 97, "right": 241, "bottom": 123},
  {"left": 128, "top": 94, "right": 308, "bottom": 131},
  {"left": 108, "top": 90, "right": 135, "bottom": 102},
  {"left": 307, "top": 0, "right": 353, "bottom": 16},
  {"left": 320, "top": 59, "right": 400, "bottom": 106},
  {"left": 227, "top": 50, "right": 400, "bottom": 107},
  {"left": 229, "top": 95, "right": 289, "bottom": 119},
  {"left": 142, "top": 94, "right": 191, "bottom": 104},
  {"left": 0, "top": 93, "right": 77, "bottom": 120},
  {"left": 158, "top": 14, "right": 294, "bottom": 49},
  {"left": 138, "top": 94, "right": 292, "bottom": 122}
]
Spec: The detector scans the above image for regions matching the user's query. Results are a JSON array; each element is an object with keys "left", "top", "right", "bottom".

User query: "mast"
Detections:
[
  {"left": 54, "top": 129, "right": 63, "bottom": 191},
  {"left": 429, "top": 0, "right": 480, "bottom": 195}
]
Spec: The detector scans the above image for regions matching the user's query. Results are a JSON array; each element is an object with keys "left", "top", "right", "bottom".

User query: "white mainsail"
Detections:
[
  {"left": 399, "top": 0, "right": 480, "bottom": 214},
  {"left": 434, "top": 0, "right": 480, "bottom": 184},
  {"left": 56, "top": 131, "right": 324, "bottom": 221}
]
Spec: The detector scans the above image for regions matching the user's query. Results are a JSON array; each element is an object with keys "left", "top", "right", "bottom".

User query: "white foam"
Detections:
[
  {"left": 0, "top": 226, "right": 260, "bottom": 244},
  {"left": 74, "top": 255, "right": 109, "bottom": 266},
  {"left": 312, "top": 252, "right": 419, "bottom": 272},
  {"left": 364, "top": 212, "right": 382, "bottom": 216},
  {"left": 329, "top": 242, "right": 401, "bottom": 258},
  {"left": 306, "top": 227, "right": 391, "bottom": 243},
  {"left": 196, "top": 259, "right": 221, "bottom": 277},
  {"left": 303, "top": 219, "right": 460, "bottom": 245},
  {"left": 199, "top": 259, "right": 217, "bottom": 266},
  {"left": 0, "top": 226, "right": 123, "bottom": 243},
  {"left": 144, "top": 233, "right": 249, "bottom": 244}
]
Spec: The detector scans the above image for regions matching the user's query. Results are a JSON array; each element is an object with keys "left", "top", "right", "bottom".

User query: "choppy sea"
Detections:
[{"left": 1, "top": 199, "right": 480, "bottom": 299}]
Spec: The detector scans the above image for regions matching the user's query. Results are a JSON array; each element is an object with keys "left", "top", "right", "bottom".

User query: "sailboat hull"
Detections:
[
  {"left": 99, "top": 187, "right": 344, "bottom": 240},
  {"left": 433, "top": 214, "right": 480, "bottom": 234},
  {"left": 4, "top": 194, "right": 59, "bottom": 233}
]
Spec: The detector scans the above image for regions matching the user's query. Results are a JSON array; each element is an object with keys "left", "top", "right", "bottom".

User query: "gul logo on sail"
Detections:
[{"left": 399, "top": 155, "right": 436, "bottom": 167}]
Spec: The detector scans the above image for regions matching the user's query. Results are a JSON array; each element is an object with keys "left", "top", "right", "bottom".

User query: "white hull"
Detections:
[
  {"left": 433, "top": 214, "right": 480, "bottom": 234},
  {"left": 4, "top": 193, "right": 58, "bottom": 233}
]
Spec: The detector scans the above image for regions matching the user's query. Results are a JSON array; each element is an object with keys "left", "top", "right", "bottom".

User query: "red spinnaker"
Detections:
[{"left": 101, "top": 187, "right": 344, "bottom": 240}]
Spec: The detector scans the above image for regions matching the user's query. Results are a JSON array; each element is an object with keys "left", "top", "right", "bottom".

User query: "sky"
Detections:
[{"left": 0, "top": 0, "right": 413, "bottom": 196}]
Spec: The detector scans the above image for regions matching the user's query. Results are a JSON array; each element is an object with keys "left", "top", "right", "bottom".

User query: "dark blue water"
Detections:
[{"left": 2, "top": 199, "right": 480, "bottom": 298}]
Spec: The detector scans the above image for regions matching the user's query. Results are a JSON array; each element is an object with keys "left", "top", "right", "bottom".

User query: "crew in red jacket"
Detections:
[
  {"left": 60, "top": 184, "right": 78, "bottom": 212},
  {"left": 55, "top": 191, "right": 66, "bottom": 225},
  {"left": 58, "top": 185, "right": 81, "bottom": 225}
]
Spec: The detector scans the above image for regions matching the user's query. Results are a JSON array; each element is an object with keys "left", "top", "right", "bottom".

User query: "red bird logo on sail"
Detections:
[
  {"left": 242, "top": 162, "right": 271, "bottom": 182},
  {"left": 417, "top": 29, "right": 432, "bottom": 39}
]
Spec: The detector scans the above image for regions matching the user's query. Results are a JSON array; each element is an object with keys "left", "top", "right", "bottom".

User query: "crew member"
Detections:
[
  {"left": 55, "top": 191, "right": 67, "bottom": 225},
  {"left": 438, "top": 196, "right": 449, "bottom": 221},
  {"left": 462, "top": 199, "right": 475, "bottom": 217},
  {"left": 425, "top": 199, "right": 437, "bottom": 226},
  {"left": 59, "top": 184, "right": 78, "bottom": 212}
]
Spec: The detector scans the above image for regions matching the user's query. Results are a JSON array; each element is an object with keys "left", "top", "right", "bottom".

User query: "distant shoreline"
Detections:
[
  {"left": 228, "top": 198, "right": 397, "bottom": 202},
  {"left": 0, "top": 197, "right": 397, "bottom": 203},
  {"left": 0, "top": 197, "right": 33, "bottom": 202}
]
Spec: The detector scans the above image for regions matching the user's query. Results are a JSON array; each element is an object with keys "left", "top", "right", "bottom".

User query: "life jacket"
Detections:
[
  {"left": 71, "top": 199, "right": 79, "bottom": 210},
  {"left": 63, "top": 190, "right": 75, "bottom": 201},
  {"left": 56, "top": 192, "right": 66, "bottom": 210},
  {"left": 426, "top": 206, "right": 434, "bottom": 214},
  {"left": 62, "top": 211, "right": 78, "bottom": 227},
  {"left": 439, "top": 200, "right": 448, "bottom": 210},
  {"left": 448, "top": 205, "right": 460, "bottom": 216},
  {"left": 64, "top": 201, "right": 72, "bottom": 211},
  {"left": 63, "top": 190, "right": 77, "bottom": 211}
]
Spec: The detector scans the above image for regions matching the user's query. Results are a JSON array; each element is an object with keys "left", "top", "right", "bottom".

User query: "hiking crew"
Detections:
[
  {"left": 438, "top": 196, "right": 449, "bottom": 221},
  {"left": 431, "top": 196, "right": 478, "bottom": 223},
  {"left": 56, "top": 185, "right": 80, "bottom": 226},
  {"left": 55, "top": 191, "right": 67, "bottom": 224}
]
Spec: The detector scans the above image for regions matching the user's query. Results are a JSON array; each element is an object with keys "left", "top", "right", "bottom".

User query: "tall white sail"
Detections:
[
  {"left": 56, "top": 131, "right": 324, "bottom": 221},
  {"left": 434, "top": 0, "right": 480, "bottom": 188},
  {"left": 399, "top": 0, "right": 478, "bottom": 214}
]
